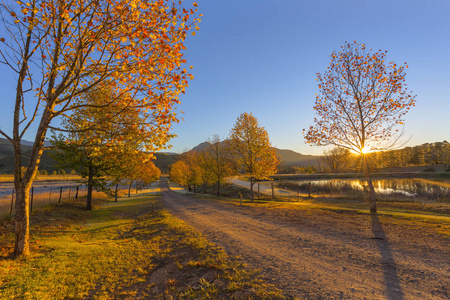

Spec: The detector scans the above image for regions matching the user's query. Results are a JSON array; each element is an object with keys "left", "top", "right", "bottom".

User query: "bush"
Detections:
[{"left": 40, "top": 170, "right": 48, "bottom": 175}]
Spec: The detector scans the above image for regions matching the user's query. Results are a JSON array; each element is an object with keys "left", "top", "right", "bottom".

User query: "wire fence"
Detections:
[{"left": 0, "top": 182, "right": 147, "bottom": 221}]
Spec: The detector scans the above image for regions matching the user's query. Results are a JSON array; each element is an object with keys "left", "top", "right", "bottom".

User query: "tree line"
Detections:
[
  {"left": 318, "top": 141, "right": 450, "bottom": 173},
  {"left": 170, "top": 113, "right": 280, "bottom": 200}
]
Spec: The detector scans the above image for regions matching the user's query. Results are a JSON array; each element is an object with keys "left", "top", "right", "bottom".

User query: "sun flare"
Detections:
[{"left": 361, "top": 146, "right": 370, "bottom": 154}]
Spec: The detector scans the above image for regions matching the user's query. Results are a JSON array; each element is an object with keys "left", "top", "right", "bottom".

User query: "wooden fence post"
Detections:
[
  {"left": 271, "top": 182, "right": 274, "bottom": 199},
  {"left": 58, "top": 186, "right": 63, "bottom": 204},
  {"left": 68, "top": 186, "right": 71, "bottom": 201},
  {"left": 49, "top": 187, "right": 52, "bottom": 205},
  {"left": 9, "top": 188, "right": 14, "bottom": 219},
  {"left": 30, "top": 187, "right": 34, "bottom": 214},
  {"left": 308, "top": 182, "right": 312, "bottom": 197},
  {"left": 75, "top": 186, "right": 79, "bottom": 199},
  {"left": 115, "top": 184, "right": 118, "bottom": 202}
]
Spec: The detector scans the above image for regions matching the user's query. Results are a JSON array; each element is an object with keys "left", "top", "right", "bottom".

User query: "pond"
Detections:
[{"left": 285, "top": 178, "right": 450, "bottom": 196}]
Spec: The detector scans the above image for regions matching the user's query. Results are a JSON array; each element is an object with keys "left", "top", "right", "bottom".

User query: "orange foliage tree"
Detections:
[
  {"left": 0, "top": 0, "right": 200, "bottom": 257},
  {"left": 170, "top": 160, "right": 189, "bottom": 188},
  {"left": 52, "top": 87, "right": 162, "bottom": 210},
  {"left": 199, "top": 135, "right": 236, "bottom": 196},
  {"left": 229, "top": 113, "right": 280, "bottom": 200},
  {"left": 304, "top": 41, "right": 416, "bottom": 212}
]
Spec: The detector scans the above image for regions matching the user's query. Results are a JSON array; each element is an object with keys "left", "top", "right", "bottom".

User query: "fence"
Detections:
[{"left": 0, "top": 182, "right": 135, "bottom": 221}]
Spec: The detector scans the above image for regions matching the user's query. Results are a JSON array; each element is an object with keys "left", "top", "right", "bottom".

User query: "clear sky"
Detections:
[
  {"left": 169, "top": 0, "right": 450, "bottom": 154},
  {"left": 0, "top": 0, "right": 449, "bottom": 155}
]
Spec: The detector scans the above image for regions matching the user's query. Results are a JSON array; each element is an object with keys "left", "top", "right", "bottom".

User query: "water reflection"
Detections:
[{"left": 289, "top": 178, "right": 450, "bottom": 196}]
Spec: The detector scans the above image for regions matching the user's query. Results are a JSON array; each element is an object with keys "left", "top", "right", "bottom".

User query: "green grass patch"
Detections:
[{"left": 0, "top": 195, "right": 282, "bottom": 299}]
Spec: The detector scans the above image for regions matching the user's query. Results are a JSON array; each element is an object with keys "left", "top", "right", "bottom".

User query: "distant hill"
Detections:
[
  {"left": 188, "top": 141, "right": 320, "bottom": 167},
  {"left": 153, "top": 152, "right": 179, "bottom": 173},
  {"left": 276, "top": 149, "right": 319, "bottom": 167},
  {"left": 191, "top": 142, "right": 211, "bottom": 152},
  {"left": 0, "top": 138, "right": 59, "bottom": 174},
  {"left": 20, "top": 139, "right": 52, "bottom": 147}
]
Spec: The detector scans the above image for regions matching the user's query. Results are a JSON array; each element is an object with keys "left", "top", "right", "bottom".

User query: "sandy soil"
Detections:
[{"left": 160, "top": 179, "right": 450, "bottom": 300}]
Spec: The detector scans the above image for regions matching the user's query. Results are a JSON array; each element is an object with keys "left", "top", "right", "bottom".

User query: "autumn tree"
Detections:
[
  {"left": 138, "top": 161, "right": 161, "bottom": 185},
  {"left": 170, "top": 160, "right": 189, "bottom": 187},
  {"left": 318, "top": 147, "right": 354, "bottom": 173},
  {"left": 51, "top": 87, "right": 155, "bottom": 209},
  {"left": 304, "top": 41, "right": 416, "bottom": 212},
  {"left": 199, "top": 135, "right": 236, "bottom": 195},
  {"left": 0, "top": 0, "right": 200, "bottom": 257},
  {"left": 179, "top": 151, "right": 204, "bottom": 192},
  {"left": 229, "top": 113, "right": 280, "bottom": 200}
]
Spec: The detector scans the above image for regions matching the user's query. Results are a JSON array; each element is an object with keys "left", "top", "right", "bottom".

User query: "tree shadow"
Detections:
[{"left": 371, "top": 212, "right": 404, "bottom": 300}]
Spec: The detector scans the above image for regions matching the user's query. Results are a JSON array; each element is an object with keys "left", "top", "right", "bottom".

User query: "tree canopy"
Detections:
[
  {"left": 229, "top": 112, "right": 280, "bottom": 200},
  {"left": 0, "top": 0, "right": 200, "bottom": 257},
  {"left": 304, "top": 41, "right": 416, "bottom": 212}
]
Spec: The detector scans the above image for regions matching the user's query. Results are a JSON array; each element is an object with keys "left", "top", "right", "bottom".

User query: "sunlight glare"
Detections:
[{"left": 361, "top": 146, "right": 370, "bottom": 154}]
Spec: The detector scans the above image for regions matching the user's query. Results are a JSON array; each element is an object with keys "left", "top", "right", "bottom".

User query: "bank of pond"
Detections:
[{"left": 273, "top": 173, "right": 450, "bottom": 200}]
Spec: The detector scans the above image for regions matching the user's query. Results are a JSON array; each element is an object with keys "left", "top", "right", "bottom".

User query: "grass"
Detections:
[
  {"left": 193, "top": 181, "right": 450, "bottom": 238},
  {"left": 0, "top": 193, "right": 282, "bottom": 299}
]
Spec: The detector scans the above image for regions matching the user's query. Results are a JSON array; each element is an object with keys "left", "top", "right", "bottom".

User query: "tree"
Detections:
[
  {"left": 170, "top": 160, "right": 189, "bottom": 187},
  {"left": 51, "top": 87, "right": 160, "bottom": 209},
  {"left": 0, "top": 0, "right": 200, "bottom": 257},
  {"left": 229, "top": 113, "right": 280, "bottom": 200},
  {"left": 304, "top": 41, "right": 416, "bottom": 212},
  {"left": 318, "top": 147, "right": 354, "bottom": 173},
  {"left": 179, "top": 151, "right": 204, "bottom": 192},
  {"left": 200, "top": 135, "right": 236, "bottom": 195}
]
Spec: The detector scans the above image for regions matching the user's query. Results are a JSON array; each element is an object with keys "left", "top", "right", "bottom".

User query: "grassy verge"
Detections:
[{"left": 0, "top": 195, "right": 282, "bottom": 299}]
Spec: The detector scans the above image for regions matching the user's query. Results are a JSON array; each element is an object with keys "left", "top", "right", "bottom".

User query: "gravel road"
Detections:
[{"left": 160, "top": 179, "right": 450, "bottom": 300}]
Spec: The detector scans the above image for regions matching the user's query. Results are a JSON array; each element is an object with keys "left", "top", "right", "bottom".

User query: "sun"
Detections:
[{"left": 361, "top": 146, "right": 370, "bottom": 154}]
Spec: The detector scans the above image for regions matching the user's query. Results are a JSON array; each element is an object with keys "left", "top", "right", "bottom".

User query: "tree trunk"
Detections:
[
  {"left": 14, "top": 184, "right": 31, "bottom": 257},
  {"left": 128, "top": 180, "right": 133, "bottom": 197},
  {"left": 13, "top": 140, "right": 32, "bottom": 257},
  {"left": 115, "top": 184, "right": 118, "bottom": 202},
  {"left": 363, "top": 155, "right": 377, "bottom": 213},
  {"left": 217, "top": 180, "right": 220, "bottom": 196},
  {"left": 250, "top": 177, "right": 254, "bottom": 201},
  {"left": 86, "top": 166, "right": 94, "bottom": 210}
]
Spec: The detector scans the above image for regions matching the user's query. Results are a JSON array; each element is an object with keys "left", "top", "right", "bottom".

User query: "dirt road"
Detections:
[{"left": 160, "top": 179, "right": 450, "bottom": 299}]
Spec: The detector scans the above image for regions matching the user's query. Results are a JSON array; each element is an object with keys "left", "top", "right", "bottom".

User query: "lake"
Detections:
[{"left": 285, "top": 178, "right": 450, "bottom": 196}]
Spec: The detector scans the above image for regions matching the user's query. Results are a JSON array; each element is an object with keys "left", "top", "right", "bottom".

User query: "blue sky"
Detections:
[
  {"left": 1, "top": 0, "right": 449, "bottom": 155},
  {"left": 170, "top": 0, "right": 450, "bottom": 154}
]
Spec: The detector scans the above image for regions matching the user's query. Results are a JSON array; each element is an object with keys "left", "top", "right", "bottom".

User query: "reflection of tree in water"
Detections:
[{"left": 284, "top": 178, "right": 450, "bottom": 198}]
